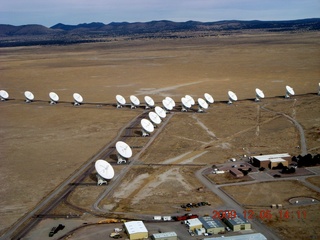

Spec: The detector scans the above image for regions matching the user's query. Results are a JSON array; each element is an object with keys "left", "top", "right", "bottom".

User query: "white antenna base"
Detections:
[
  {"left": 285, "top": 93, "right": 290, "bottom": 99},
  {"left": 96, "top": 174, "right": 107, "bottom": 186},
  {"left": 25, "top": 99, "right": 32, "bottom": 103},
  {"left": 318, "top": 91, "right": 320, "bottom": 96},
  {"left": 117, "top": 154, "right": 127, "bottom": 164},
  {"left": 227, "top": 100, "right": 233, "bottom": 104},
  {"left": 181, "top": 106, "right": 188, "bottom": 112},
  {"left": 74, "top": 102, "right": 81, "bottom": 106},
  {"left": 255, "top": 97, "right": 260, "bottom": 102},
  {"left": 50, "top": 100, "right": 57, "bottom": 105},
  {"left": 131, "top": 104, "right": 136, "bottom": 109},
  {"left": 116, "top": 103, "right": 122, "bottom": 108},
  {"left": 198, "top": 108, "right": 204, "bottom": 113},
  {"left": 145, "top": 105, "right": 150, "bottom": 110},
  {"left": 0, "top": 98, "right": 6, "bottom": 101},
  {"left": 142, "top": 129, "right": 150, "bottom": 137}
]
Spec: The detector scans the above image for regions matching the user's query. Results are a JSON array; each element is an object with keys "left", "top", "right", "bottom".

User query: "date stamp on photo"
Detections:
[{"left": 212, "top": 209, "right": 307, "bottom": 220}]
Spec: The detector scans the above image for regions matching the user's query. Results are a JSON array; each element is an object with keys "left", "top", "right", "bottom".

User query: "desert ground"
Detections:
[{"left": 0, "top": 31, "right": 320, "bottom": 239}]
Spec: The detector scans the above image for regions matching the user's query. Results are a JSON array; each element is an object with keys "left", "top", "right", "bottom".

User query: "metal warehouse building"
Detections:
[
  {"left": 251, "top": 153, "right": 291, "bottom": 169},
  {"left": 185, "top": 218, "right": 202, "bottom": 231},
  {"left": 204, "top": 232, "right": 267, "bottom": 240},
  {"left": 124, "top": 221, "right": 148, "bottom": 240},
  {"left": 222, "top": 214, "right": 251, "bottom": 231},
  {"left": 198, "top": 216, "right": 225, "bottom": 234},
  {"left": 151, "top": 231, "right": 177, "bottom": 240}
]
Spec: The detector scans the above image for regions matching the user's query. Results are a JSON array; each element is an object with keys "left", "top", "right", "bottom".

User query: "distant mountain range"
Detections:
[{"left": 1, "top": 19, "right": 319, "bottom": 47}]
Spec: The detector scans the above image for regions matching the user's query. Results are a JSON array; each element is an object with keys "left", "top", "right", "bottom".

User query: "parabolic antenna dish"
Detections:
[
  {"left": 155, "top": 106, "right": 166, "bottom": 118},
  {"left": 0, "top": 90, "right": 9, "bottom": 100},
  {"left": 73, "top": 93, "right": 83, "bottom": 105},
  {"left": 198, "top": 98, "right": 209, "bottom": 112},
  {"left": 149, "top": 111, "right": 162, "bottom": 125},
  {"left": 49, "top": 92, "right": 59, "bottom": 104},
  {"left": 162, "top": 99, "right": 173, "bottom": 111},
  {"left": 185, "top": 95, "right": 195, "bottom": 105},
  {"left": 204, "top": 93, "right": 214, "bottom": 104},
  {"left": 181, "top": 97, "right": 192, "bottom": 112},
  {"left": 24, "top": 91, "right": 34, "bottom": 102},
  {"left": 285, "top": 85, "right": 295, "bottom": 98},
  {"left": 116, "top": 141, "right": 132, "bottom": 159},
  {"left": 227, "top": 91, "right": 237, "bottom": 104},
  {"left": 116, "top": 94, "right": 126, "bottom": 108},
  {"left": 141, "top": 118, "right": 154, "bottom": 133},
  {"left": 165, "top": 96, "right": 175, "bottom": 107},
  {"left": 130, "top": 95, "right": 140, "bottom": 108},
  {"left": 95, "top": 159, "right": 114, "bottom": 180},
  {"left": 144, "top": 96, "right": 155, "bottom": 108},
  {"left": 255, "top": 88, "right": 265, "bottom": 101}
]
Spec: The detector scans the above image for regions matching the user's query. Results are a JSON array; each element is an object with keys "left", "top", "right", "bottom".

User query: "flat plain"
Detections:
[{"left": 0, "top": 31, "right": 319, "bottom": 239}]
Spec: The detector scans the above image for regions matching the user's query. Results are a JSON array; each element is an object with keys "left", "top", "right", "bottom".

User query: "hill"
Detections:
[{"left": 0, "top": 19, "right": 319, "bottom": 47}]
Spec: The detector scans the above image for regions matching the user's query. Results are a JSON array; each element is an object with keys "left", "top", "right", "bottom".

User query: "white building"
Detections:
[{"left": 124, "top": 221, "right": 148, "bottom": 240}]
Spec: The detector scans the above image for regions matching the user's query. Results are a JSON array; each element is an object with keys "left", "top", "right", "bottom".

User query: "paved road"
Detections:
[
  {"left": 261, "top": 104, "right": 308, "bottom": 156},
  {"left": 195, "top": 168, "right": 281, "bottom": 240}
]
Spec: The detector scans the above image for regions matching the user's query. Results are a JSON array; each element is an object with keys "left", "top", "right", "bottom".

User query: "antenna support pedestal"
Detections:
[
  {"left": 117, "top": 154, "right": 127, "bottom": 164},
  {"left": 142, "top": 129, "right": 150, "bottom": 137},
  {"left": 96, "top": 174, "right": 107, "bottom": 186},
  {"left": 181, "top": 106, "right": 188, "bottom": 112}
]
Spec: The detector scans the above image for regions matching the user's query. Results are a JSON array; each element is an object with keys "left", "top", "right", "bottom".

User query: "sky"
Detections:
[{"left": 1, "top": 0, "right": 320, "bottom": 27}]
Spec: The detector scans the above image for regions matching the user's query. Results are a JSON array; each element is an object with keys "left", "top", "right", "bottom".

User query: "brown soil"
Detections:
[{"left": 0, "top": 31, "right": 319, "bottom": 240}]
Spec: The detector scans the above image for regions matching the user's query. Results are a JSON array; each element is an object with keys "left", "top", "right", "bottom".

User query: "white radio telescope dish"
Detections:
[
  {"left": 144, "top": 96, "right": 155, "bottom": 109},
  {"left": 141, "top": 118, "right": 154, "bottom": 137},
  {"left": 148, "top": 111, "right": 162, "bottom": 127},
  {"left": 165, "top": 97, "right": 175, "bottom": 107},
  {"left": 285, "top": 85, "right": 295, "bottom": 98},
  {"left": 95, "top": 159, "right": 114, "bottom": 185},
  {"left": 185, "top": 95, "right": 195, "bottom": 105},
  {"left": 0, "top": 90, "right": 9, "bottom": 101},
  {"left": 227, "top": 91, "right": 237, "bottom": 104},
  {"left": 155, "top": 106, "right": 166, "bottom": 119},
  {"left": 130, "top": 95, "right": 140, "bottom": 109},
  {"left": 24, "top": 91, "right": 34, "bottom": 103},
  {"left": 49, "top": 92, "right": 59, "bottom": 104},
  {"left": 73, "top": 93, "right": 83, "bottom": 106},
  {"left": 198, "top": 98, "right": 209, "bottom": 112},
  {"left": 204, "top": 93, "right": 214, "bottom": 104},
  {"left": 116, "top": 94, "right": 126, "bottom": 108},
  {"left": 116, "top": 141, "right": 132, "bottom": 164},
  {"left": 162, "top": 99, "right": 173, "bottom": 111},
  {"left": 181, "top": 97, "right": 192, "bottom": 112},
  {"left": 255, "top": 88, "right": 265, "bottom": 102}
]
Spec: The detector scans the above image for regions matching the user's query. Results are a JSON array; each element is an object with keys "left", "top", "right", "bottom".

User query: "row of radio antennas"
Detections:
[
  {"left": 116, "top": 94, "right": 155, "bottom": 109},
  {"left": 91, "top": 84, "right": 302, "bottom": 185},
  {"left": 140, "top": 107, "right": 165, "bottom": 137},
  {"left": 94, "top": 140, "right": 133, "bottom": 185},
  {"left": 93, "top": 84, "right": 303, "bottom": 185},
  {"left": 94, "top": 140, "right": 132, "bottom": 184},
  {"left": 2, "top": 84, "right": 319, "bottom": 105},
  {"left": 116, "top": 94, "right": 211, "bottom": 113},
  {"left": 0, "top": 90, "right": 84, "bottom": 106}
]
